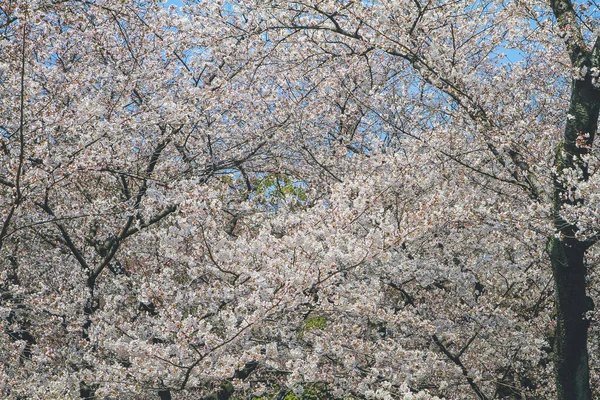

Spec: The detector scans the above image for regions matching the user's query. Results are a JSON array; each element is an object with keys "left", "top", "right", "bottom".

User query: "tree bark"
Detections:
[
  {"left": 548, "top": 237, "right": 592, "bottom": 400},
  {"left": 549, "top": 66, "right": 600, "bottom": 400}
]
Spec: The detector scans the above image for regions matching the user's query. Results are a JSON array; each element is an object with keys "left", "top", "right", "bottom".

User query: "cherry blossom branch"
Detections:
[
  {"left": 201, "top": 361, "right": 259, "bottom": 400},
  {"left": 318, "top": 30, "right": 545, "bottom": 199},
  {"left": 431, "top": 334, "right": 489, "bottom": 400},
  {"left": 0, "top": 206, "right": 16, "bottom": 251},
  {"left": 15, "top": 22, "right": 26, "bottom": 203},
  {"left": 438, "top": 149, "right": 529, "bottom": 191},
  {"left": 301, "top": 144, "right": 343, "bottom": 183},
  {"left": 199, "top": 224, "right": 240, "bottom": 279},
  {"left": 1, "top": 23, "right": 27, "bottom": 252},
  {"left": 34, "top": 197, "right": 91, "bottom": 272},
  {"left": 0, "top": 176, "right": 14, "bottom": 188},
  {"left": 89, "top": 136, "right": 176, "bottom": 286},
  {"left": 549, "top": 0, "right": 587, "bottom": 66},
  {"left": 177, "top": 321, "right": 256, "bottom": 391}
]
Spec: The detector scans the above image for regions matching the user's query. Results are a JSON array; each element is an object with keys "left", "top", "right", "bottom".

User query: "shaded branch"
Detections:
[{"left": 432, "top": 334, "right": 489, "bottom": 400}]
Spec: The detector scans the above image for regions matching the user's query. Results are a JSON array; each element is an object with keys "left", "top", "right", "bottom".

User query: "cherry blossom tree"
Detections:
[
  {"left": 2, "top": 0, "right": 600, "bottom": 399},
  {"left": 217, "top": 0, "right": 600, "bottom": 398}
]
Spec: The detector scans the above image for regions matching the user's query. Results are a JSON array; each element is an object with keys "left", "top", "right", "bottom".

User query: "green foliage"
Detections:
[
  {"left": 297, "top": 315, "right": 327, "bottom": 339},
  {"left": 303, "top": 315, "right": 327, "bottom": 331},
  {"left": 255, "top": 173, "right": 307, "bottom": 202}
]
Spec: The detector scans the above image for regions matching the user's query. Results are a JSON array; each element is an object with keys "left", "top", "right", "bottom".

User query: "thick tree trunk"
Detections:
[
  {"left": 546, "top": 0, "right": 600, "bottom": 394},
  {"left": 549, "top": 69, "right": 600, "bottom": 400},
  {"left": 548, "top": 237, "right": 592, "bottom": 400}
]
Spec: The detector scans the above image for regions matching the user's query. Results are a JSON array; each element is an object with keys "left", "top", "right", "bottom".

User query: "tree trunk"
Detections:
[
  {"left": 549, "top": 68, "right": 600, "bottom": 400},
  {"left": 548, "top": 237, "right": 592, "bottom": 400}
]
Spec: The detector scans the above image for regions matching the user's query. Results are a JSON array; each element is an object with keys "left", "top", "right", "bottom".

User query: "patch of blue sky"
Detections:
[
  {"left": 492, "top": 46, "right": 526, "bottom": 66},
  {"left": 165, "top": 0, "right": 183, "bottom": 8}
]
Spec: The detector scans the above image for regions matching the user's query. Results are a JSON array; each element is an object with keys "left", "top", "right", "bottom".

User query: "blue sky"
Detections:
[{"left": 165, "top": 0, "right": 184, "bottom": 7}]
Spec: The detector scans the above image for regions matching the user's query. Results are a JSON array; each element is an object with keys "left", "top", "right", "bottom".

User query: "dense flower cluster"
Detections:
[{"left": 1, "top": 0, "right": 599, "bottom": 399}]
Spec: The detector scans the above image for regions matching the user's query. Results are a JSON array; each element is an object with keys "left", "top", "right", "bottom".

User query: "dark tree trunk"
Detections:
[
  {"left": 548, "top": 57, "right": 600, "bottom": 400},
  {"left": 548, "top": 237, "right": 592, "bottom": 400}
]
